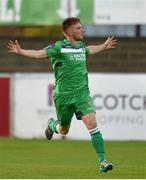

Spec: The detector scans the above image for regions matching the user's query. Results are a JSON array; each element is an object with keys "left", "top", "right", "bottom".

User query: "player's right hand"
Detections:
[{"left": 7, "top": 40, "right": 21, "bottom": 54}]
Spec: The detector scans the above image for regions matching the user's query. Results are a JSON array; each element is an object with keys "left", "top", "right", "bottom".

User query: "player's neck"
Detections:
[{"left": 66, "top": 36, "right": 80, "bottom": 45}]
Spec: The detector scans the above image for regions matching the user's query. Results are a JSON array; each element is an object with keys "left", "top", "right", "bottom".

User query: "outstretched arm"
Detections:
[
  {"left": 88, "top": 36, "right": 117, "bottom": 55},
  {"left": 7, "top": 40, "right": 47, "bottom": 59}
]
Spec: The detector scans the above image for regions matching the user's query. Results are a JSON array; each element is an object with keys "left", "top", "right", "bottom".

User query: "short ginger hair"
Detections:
[{"left": 62, "top": 17, "right": 81, "bottom": 32}]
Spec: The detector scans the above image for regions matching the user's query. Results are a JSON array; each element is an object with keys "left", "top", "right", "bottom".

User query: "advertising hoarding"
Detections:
[
  {"left": 1, "top": 0, "right": 146, "bottom": 25},
  {"left": 13, "top": 73, "right": 146, "bottom": 140}
]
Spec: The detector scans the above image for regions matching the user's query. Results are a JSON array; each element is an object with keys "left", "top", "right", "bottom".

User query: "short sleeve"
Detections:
[
  {"left": 85, "top": 47, "right": 90, "bottom": 55},
  {"left": 44, "top": 41, "right": 61, "bottom": 58}
]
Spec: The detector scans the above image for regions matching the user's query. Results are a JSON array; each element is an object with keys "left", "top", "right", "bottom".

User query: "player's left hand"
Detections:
[{"left": 104, "top": 36, "right": 117, "bottom": 49}]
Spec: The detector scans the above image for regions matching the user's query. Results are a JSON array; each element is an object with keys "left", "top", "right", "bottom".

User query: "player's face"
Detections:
[{"left": 71, "top": 22, "right": 84, "bottom": 41}]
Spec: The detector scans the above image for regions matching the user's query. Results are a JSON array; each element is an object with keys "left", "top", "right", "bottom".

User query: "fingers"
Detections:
[
  {"left": 7, "top": 39, "right": 20, "bottom": 52},
  {"left": 109, "top": 36, "right": 116, "bottom": 40},
  {"left": 108, "top": 36, "right": 117, "bottom": 42},
  {"left": 106, "top": 36, "right": 117, "bottom": 45},
  {"left": 111, "top": 41, "right": 117, "bottom": 45},
  {"left": 7, "top": 40, "right": 15, "bottom": 49},
  {"left": 15, "top": 40, "right": 19, "bottom": 45},
  {"left": 105, "top": 36, "right": 117, "bottom": 49},
  {"left": 7, "top": 43, "right": 14, "bottom": 51},
  {"left": 9, "top": 40, "right": 15, "bottom": 46},
  {"left": 7, "top": 44, "right": 12, "bottom": 50},
  {"left": 8, "top": 40, "right": 18, "bottom": 46},
  {"left": 109, "top": 37, "right": 117, "bottom": 47},
  {"left": 7, "top": 41, "right": 13, "bottom": 46},
  {"left": 7, "top": 42, "right": 13, "bottom": 49}
]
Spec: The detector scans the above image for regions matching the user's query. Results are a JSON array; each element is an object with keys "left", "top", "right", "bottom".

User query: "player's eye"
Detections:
[{"left": 77, "top": 27, "right": 82, "bottom": 30}]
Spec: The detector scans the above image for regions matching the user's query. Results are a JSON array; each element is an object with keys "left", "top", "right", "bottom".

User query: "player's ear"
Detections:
[
  {"left": 66, "top": 27, "right": 73, "bottom": 36},
  {"left": 68, "top": 30, "right": 73, "bottom": 35},
  {"left": 66, "top": 31, "right": 70, "bottom": 36}
]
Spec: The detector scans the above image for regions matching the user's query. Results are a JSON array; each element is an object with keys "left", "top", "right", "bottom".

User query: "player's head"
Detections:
[{"left": 62, "top": 17, "right": 84, "bottom": 41}]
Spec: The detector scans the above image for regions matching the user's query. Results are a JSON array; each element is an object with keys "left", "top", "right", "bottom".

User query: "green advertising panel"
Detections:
[{"left": 0, "top": 0, "right": 93, "bottom": 25}]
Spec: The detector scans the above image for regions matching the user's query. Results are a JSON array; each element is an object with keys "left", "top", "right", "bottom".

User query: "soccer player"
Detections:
[{"left": 7, "top": 17, "right": 117, "bottom": 173}]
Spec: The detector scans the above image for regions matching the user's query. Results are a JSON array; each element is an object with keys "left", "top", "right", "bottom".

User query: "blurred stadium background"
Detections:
[{"left": 0, "top": 0, "right": 146, "bottom": 178}]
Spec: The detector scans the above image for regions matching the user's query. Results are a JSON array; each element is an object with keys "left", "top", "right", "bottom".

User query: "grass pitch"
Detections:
[{"left": 0, "top": 138, "right": 146, "bottom": 179}]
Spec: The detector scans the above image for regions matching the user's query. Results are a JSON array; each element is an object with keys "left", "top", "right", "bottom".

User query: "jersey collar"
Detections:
[{"left": 63, "top": 39, "right": 83, "bottom": 48}]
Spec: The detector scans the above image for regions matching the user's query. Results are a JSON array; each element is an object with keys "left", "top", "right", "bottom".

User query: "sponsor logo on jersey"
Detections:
[
  {"left": 69, "top": 53, "right": 86, "bottom": 61},
  {"left": 61, "top": 48, "right": 84, "bottom": 53},
  {"left": 61, "top": 47, "right": 86, "bottom": 61}
]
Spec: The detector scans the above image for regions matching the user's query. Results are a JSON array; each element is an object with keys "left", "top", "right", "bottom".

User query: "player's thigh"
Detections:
[
  {"left": 75, "top": 88, "right": 96, "bottom": 120},
  {"left": 54, "top": 95, "right": 75, "bottom": 127}
]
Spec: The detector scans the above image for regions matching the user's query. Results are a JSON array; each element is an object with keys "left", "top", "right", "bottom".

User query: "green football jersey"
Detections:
[{"left": 45, "top": 39, "right": 90, "bottom": 95}]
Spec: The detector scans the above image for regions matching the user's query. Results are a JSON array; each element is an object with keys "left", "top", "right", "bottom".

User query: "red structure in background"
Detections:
[{"left": 0, "top": 77, "right": 10, "bottom": 136}]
